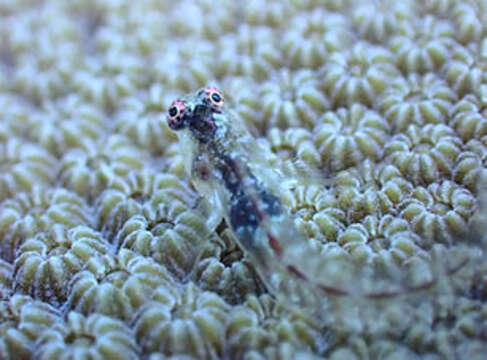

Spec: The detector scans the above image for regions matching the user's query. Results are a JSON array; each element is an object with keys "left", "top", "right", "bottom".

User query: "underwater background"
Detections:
[{"left": 0, "top": 0, "right": 486, "bottom": 359}]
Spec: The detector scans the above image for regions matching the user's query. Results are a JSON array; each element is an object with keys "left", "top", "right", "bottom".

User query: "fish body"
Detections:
[
  {"left": 166, "top": 88, "right": 467, "bottom": 329},
  {"left": 166, "top": 87, "right": 410, "bottom": 303},
  {"left": 167, "top": 87, "right": 300, "bottom": 285}
]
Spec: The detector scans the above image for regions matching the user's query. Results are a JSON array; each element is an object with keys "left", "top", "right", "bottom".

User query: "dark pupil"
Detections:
[
  {"left": 211, "top": 93, "right": 221, "bottom": 103},
  {"left": 169, "top": 106, "right": 178, "bottom": 117}
]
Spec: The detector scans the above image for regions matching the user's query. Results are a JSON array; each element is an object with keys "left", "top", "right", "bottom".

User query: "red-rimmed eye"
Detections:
[
  {"left": 167, "top": 100, "right": 185, "bottom": 130},
  {"left": 205, "top": 87, "right": 224, "bottom": 110}
]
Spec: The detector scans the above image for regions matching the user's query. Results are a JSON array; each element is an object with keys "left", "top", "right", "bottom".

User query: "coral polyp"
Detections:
[
  {"left": 399, "top": 180, "right": 476, "bottom": 244},
  {"left": 315, "top": 104, "right": 390, "bottom": 171},
  {"left": 444, "top": 41, "right": 487, "bottom": 99},
  {"left": 390, "top": 15, "right": 455, "bottom": 73},
  {"left": 352, "top": 0, "right": 413, "bottom": 43},
  {"left": 379, "top": 73, "right": 457, "bottom": 132},
  {"left": 282, "top": 9, "right": 351, "bottom": 69},
  {"left": 133, "top": 283, "right": 230, "bottom": 358},
  {"left": 0, "top": 138, "right": 57, "bottom": 200},
  {"left": 35, "top": 312, "right": 139, "bottom": 360},
  {"left": 65, "top": 250, "right": 177, "bottom": 320},
  {"left": 260, "top": 69, "right": 328, "bottom": 130},
  {"left": 320, "top": 42, "right": 399, "bottom": 107},
  {"left": 384, "top": 124, "right": 462, "bottom": 184}
]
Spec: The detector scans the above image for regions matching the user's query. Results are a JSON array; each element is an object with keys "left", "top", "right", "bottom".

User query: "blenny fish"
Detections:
[{"left": 166, "top": 86, "right": 456, "bottom": 307}]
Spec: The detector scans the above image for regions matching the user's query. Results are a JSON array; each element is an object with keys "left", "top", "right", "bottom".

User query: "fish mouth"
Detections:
[
  {"left": 186, "top": 104, "right": 217, "bottom": 142},
  {"left": 193, "top": 104, "right": 208, "bottom": 117}
]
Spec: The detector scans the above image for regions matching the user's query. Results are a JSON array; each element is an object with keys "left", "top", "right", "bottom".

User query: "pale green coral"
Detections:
[
  {"left": 444, "top": 40, "right": 487, "bottom": 99},
  {"left": 12, "top": 225, "right": 111, "bottom": 306},
  {"left": 451, "top": 2, "right": 485, "bottom": 44},
  {"left": 0, "top": 295, "right": 62, "bottom": 360},
  {"left": 114, "top": 84, "right": 178, "bottom": 154},
  {"left": 268, "top": 127, "right": 321, "bottom": 165},
  {"left": 0, "top": 94, "right": 32, "bottom": 142},
  {"left": 450, "top": 94, "right": 487, "bottom": 142},
  {"left": 0, "top": 188, "right": 93, "bottom": 263},
  {"left": 35, "top": 311, "right": 139, "bottom": 360},
  {"left": 65, "top": 250, "right": 177, "bottom": 321},
  {"left": 351, "top": 0, "right": 413, "bottom": 43},
  {"left": 114, "top": 186, "right": 211, "bottom": 279},
  {"left": 0, "top": 139, "right": 57, "bottom": 200},
  {"left": 27, "top": 94, "right": 106, "bottom": 157},
  {"left": 454, "top": 150, "right": 487, "bottom": 192},
  {"left": 243, "top": 0, "right": 292, "bottom": 28},
  {"left": 260, "top": 69, "right": 329, "bottom": 129},
  {"left": 133, "top": 283, "right": 230, "bottom": 358},
  {"left": 315, "top": 104, "right": 390, "bottom": 171},
  {"left": 225, "top": 295, "right": 323, "bottom": 358},
  {"left": 193, "top": 228, "right": 263, "bottom": 303},
  {"left": 214, "top": 26, "right": 279, "bottom": 81},
  {"left": 379, "top": 73, "right": 457, "bottom": 132},
  {"left": 282, "top": 9, "right": 352, "bottom": 69},
  {"left": 320, "top": 42, "right": 399, "bottom": 107},
  {"left": 0, "top": 259, "right": 12, "bottom": 300},
  {"left": 399, "top": 180, "right": 476, "bottom": 244},
  {"left": 59, "top": 134, "right": 148, "bottom": 200},
  {"left": 334, "top": 161, "right": 414, "bottom": 220},
  {"left": 1, "top": 0, "right": 487, "bottom": 359},
  {"left": 384, "top": 124, "right": 462, "bottom": 184},
  {"left": 390, "top": 15, "right": 455, "bottom": 73}
]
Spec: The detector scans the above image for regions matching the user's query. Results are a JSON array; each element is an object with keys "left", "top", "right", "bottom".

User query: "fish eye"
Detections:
[
  {"left": 211, "top": 92, "right": 221, "bottom": 103},
  {"left": 205, "top": 87, "right": 224, "bottom": 109},
  {"left": 169, "top": 106, "right": 178, "bottom": 117},
  {"left": 167, "top": 100, "right": 185, "bottom": 130}
]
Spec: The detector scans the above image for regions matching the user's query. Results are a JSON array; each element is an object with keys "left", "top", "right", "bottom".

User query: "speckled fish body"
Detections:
[{"left": 167, "top": 87, "right": 296, "bottom": 279}]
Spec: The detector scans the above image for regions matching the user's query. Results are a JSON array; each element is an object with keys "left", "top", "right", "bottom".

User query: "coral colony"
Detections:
[{"left": 1, "top": 0, "right": 487, "bottom": 359}]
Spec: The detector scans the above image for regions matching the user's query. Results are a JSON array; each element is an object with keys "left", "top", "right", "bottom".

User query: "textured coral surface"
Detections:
[{"left": 1, "top": 0, "right": 487, "bottom": 359}]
